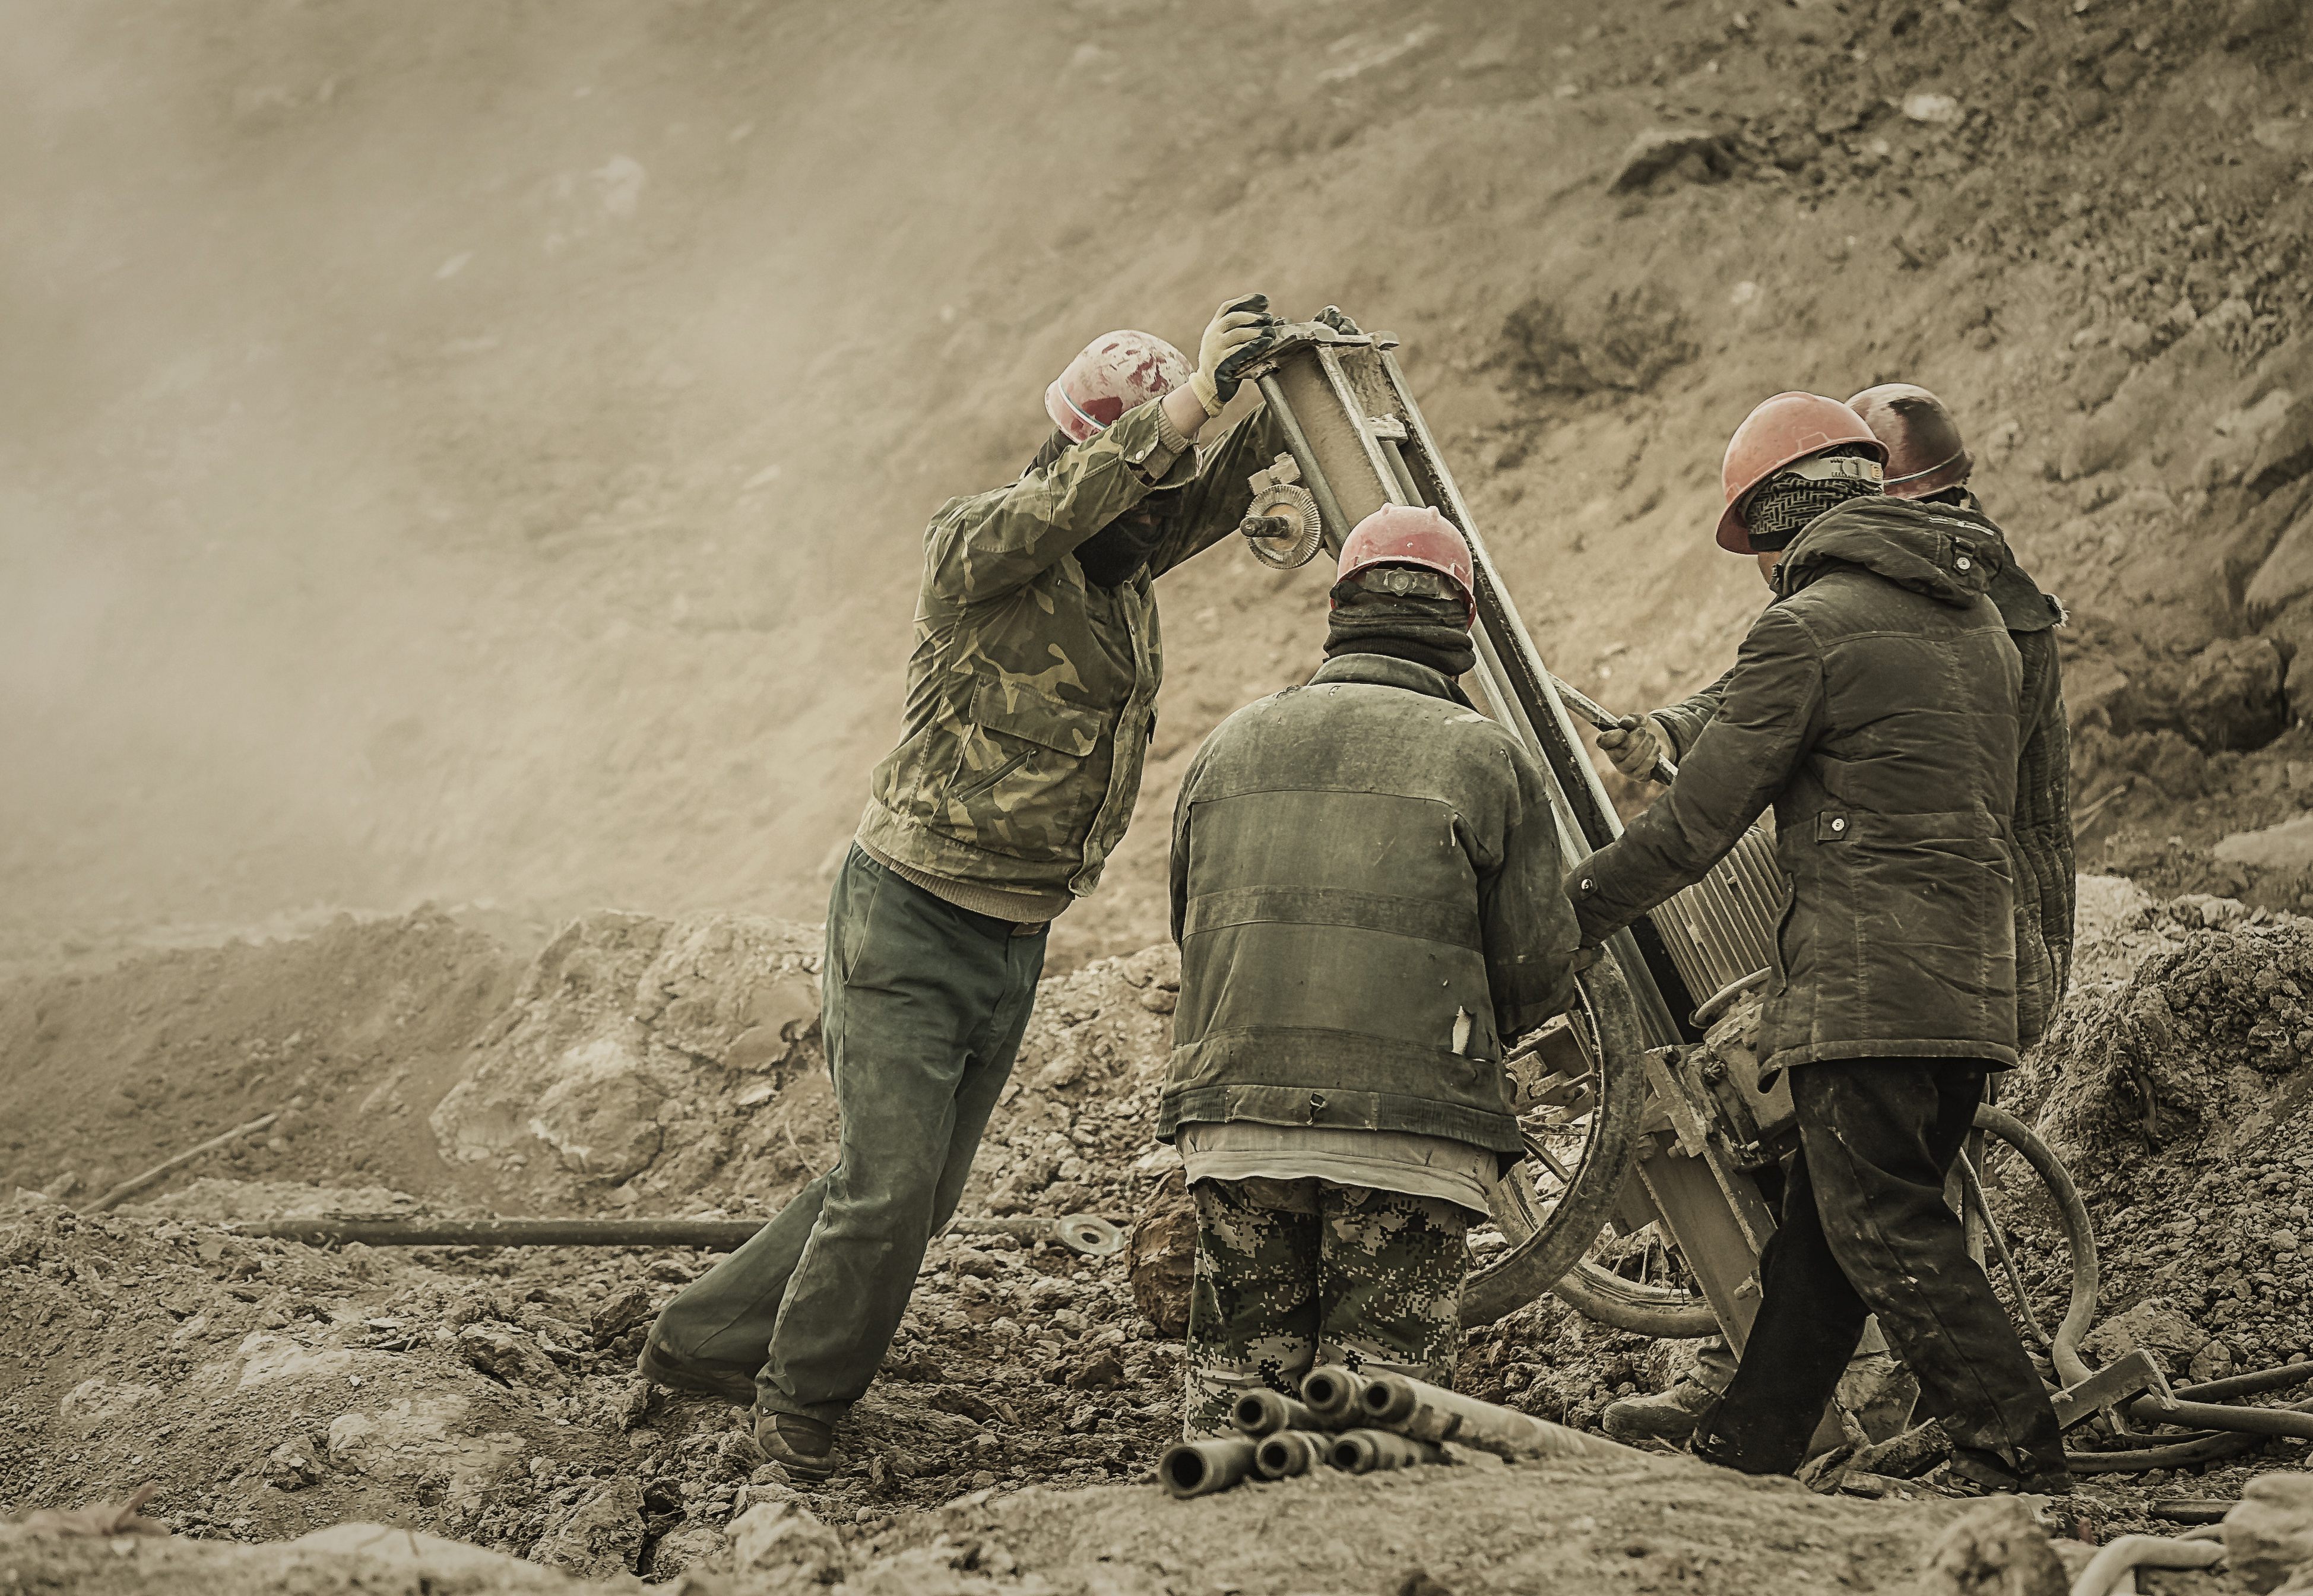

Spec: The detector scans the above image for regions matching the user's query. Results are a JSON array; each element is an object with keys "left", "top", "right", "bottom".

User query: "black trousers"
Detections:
[{"left": 1697, "top": 1059, "right": 2063, "bottom": 1478}]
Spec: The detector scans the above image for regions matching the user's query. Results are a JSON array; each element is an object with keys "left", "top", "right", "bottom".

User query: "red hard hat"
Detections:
[
  {"left": 1845, "top": 382, "right": 1974, "bottom": 499},
  {"left": 1335, "top": 505, "right": 1476, "bottom": 623},
  {"left": 1715, "top": 392, "right": 1889, "bottom": 553},
  {"left": 1044, "top": 330, "right": 1193, "bottom": 443}
]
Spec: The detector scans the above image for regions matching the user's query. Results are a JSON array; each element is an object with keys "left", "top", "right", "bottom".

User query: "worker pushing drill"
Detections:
[
  {"left": 1598, "top": 384, "right": 2075, "bottom": 1451},
  {"left": 1567, "top": 390, "right": 2072, "bottom": 1495},
  {"left": 637, "top": 293, "right": 1289, "bottom": 1480}
]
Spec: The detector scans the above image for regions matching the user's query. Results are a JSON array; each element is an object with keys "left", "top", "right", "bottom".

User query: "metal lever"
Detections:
[{"left": 1547, "top": 674, "right": 1679, "bottom": 783}]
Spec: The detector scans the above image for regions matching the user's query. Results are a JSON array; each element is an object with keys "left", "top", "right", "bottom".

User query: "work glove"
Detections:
[
  {"left": 1315, "top": 305, "right": 1363, "bottom": 336},
  {"left": 1190, "top": 293, "right": 1278, "bottom": 417},
  {"left": 1597, "top": 714, "right": 1671, "bottom": 782}
]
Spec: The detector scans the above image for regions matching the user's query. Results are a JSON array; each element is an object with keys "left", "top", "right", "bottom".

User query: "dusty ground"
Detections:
[
  {"left": 1, "top": 873, "right": 2308, "bottom": 1590},
  {"left": 8, "top": 0, "right": 2313, "bottom": 1590}
]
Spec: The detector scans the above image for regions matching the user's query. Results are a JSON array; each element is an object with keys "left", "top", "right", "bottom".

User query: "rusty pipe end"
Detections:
[
  {"left": 1158, "top": 1438, "right": 1257, "bottom": 1499},
  {"left": 1300, "top": 1367, "right": 1361, "bottom": 1425}
]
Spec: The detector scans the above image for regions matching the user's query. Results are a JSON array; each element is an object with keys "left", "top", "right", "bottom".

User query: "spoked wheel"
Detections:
[{"left": 1462, "top": 957, "right": 1653, "bottom": 1326}]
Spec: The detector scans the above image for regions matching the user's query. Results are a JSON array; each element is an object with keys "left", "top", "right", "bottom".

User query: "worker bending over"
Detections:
[
  {"left": 1163, "top": 505, "right": 1584, "bottom": 1437},
  {"left": 1567, "top": 393, "right": 2070, "bottom": 1495},
  {"left": 640, "top": 295, "right": 1285, "bottom": 1479}
]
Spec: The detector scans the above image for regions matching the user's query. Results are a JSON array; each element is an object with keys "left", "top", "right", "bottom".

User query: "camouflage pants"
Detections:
[{"left": 1182, "top": 1177, "right": 1468, "bottom": 1437}]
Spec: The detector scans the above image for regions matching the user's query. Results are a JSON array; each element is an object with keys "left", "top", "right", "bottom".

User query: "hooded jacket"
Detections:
[
  {"left": 1569, "top": 497, "right": 2025, "bottom": 1073},
  {"left": 1650, "top": 494, "right": 2073, "bottom": 1043}
]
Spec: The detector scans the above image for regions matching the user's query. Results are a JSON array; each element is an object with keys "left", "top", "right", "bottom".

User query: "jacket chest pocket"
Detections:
[{"left": 943, "top": 681, "right": 1113, "bottom": 848}]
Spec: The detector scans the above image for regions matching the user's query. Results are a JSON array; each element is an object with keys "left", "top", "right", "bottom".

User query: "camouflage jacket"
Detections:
[
  {"left": 856, "top": 395, "right": 1285, "bottom": 903},
  {"left": 1652, "top": 495, "right": 2074, "bottom": 1043}
]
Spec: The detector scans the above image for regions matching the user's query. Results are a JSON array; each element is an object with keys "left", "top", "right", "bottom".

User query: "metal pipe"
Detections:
[
  {"left": 1231, "top": 1390, "right": 1322, "bottom": 1438},
  {"left": 1354, "top": 1372, "right": 1642, "bottom": 1462},
  {"left": 227, "top": 1212, "right": 1124, "bottom": 1258},
  {"left": 2131, "top": 1395, "right": 2313, "bottom": 1440},
  {"left": 1299, "top": 1367, "right": 1363, "bottom": 1428},
  {"left": 1157, "top": 1438, "right": 1259, "bottom": 1499},
  {"left": 2068, "top": 1394, "right": 2313, "bottom": 1472},
  {"left": 1254, "top": 372, "right": 1352, "bottom": 558},
  {"left": 1956, "top": 1150, "right": 2049, "bottom": 1346},
  {"left": 1253, "top": 1430, "right": 1333, "bottom": 1480},
  {"left": 1330, "top": 1429, "right": 1441, "bottom": 1474},
  {"left": 2175, "top": 1361, "right": 2313, "bottom": 1404}
]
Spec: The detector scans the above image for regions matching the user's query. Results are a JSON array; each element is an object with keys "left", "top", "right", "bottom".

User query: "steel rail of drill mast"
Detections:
[{"left": 1231, "top": 316, "right": 1796, "bottom": 1338}]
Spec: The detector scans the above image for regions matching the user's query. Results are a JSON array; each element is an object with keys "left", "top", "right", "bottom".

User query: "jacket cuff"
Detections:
[{"left": 1564, "top": 858, "right": 1624, "bottom": 945}]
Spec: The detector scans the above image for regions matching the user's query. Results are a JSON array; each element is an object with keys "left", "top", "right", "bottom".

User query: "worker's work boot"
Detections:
[
  {"left": 755, "top": 1411, "right": 837, "bottom": 1482},
  {"left": 1604, "top": 1378, "right": 1721, "bottom": 1443},
  {"left": 1947, "top": 1445, "right": 2074, "bottom": 1497},
  {"left": 636, "top": 1339, "right": 759, "bottom": 1406}
]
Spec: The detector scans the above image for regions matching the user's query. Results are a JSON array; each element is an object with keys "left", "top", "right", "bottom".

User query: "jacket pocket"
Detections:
[
  {"left": 937, "top": 680, "right": 1115, "bottom": 858},
  {"left": 969, "top": 680, "right": 1106, "bottom": 756}
]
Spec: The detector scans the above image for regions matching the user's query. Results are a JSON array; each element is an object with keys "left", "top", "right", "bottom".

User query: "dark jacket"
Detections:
[
  {"left": 1569, "top": 498, "right": 2024, "bottom": 1074},
  {"left": 1162, "top": 653, "right": 1582, "bottom": 1152},
  {"left": 1652, "top": 493, "right": 2074, "bottom": 1043}
]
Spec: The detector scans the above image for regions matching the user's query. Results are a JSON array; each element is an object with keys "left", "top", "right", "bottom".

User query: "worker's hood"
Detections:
[{"left": 1773, "top": 496, "right": 2004, "bottom": 609}]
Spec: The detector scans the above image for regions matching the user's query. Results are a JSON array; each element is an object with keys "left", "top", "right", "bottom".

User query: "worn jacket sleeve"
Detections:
[
  {"left": 2010, "top": 626, "right": 2076, "bottom": 1036},
  {"left": 1650, "top": 667, "right": 1733, "bottom": 761},
  {"left": 1169, "top": 739, "right": 1216, "bottom": 948},
  {"left": 1146, "top": 404, "right": 1287, "bottom": 580},
  {"left": 1480, "top": 771, "right": 1585, "bottom": 1037},
  {"left": 923, "top": 398, "right": 1194, "bottom": 603},
  {"left": 1567, "top": 607, "right": 1824, "bottom": 945}
]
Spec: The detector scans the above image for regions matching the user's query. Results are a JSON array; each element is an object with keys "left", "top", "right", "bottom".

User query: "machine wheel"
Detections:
[{"left": 1461, "top": 957, "right": 1649, "bottom": 1326}]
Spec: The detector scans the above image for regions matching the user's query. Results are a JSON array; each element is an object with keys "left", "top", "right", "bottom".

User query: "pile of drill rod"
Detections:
[{"left": 1156, "top": 1367, "right": 1640, "bottom": 1499}]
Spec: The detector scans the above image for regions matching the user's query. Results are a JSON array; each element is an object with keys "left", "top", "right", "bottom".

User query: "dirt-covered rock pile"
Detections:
[{"left": 1997, "top": 910, "right": 2313, "bottom": 1380}]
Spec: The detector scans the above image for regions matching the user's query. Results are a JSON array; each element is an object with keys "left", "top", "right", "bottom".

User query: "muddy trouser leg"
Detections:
[
  {"left": 1316, "top": 1184, "right": 1469, "bottom": 1389},
  {"left": 1698, "top": 1059, "right": 2060, "bottom": 1477},
  {"left": 1183, "top": 1177, "right": 1322, "bottom": 1438},
  {"left": 644, "top": 844, "right": 1045, "bottom": 1427}
]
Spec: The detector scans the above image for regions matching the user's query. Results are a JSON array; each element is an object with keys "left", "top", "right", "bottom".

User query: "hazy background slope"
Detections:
[{"left": 4, "top": 0, "right": 2309, "bottom": 974}]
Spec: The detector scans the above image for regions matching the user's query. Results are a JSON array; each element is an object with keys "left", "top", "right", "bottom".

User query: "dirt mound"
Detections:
[{"left": 0, "top": 907, "right": 517, "bottom": 1205}]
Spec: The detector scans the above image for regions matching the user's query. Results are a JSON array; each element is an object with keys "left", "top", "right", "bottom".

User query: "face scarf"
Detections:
[
  {"left": 1744, "top": 444, "right": 1883, "bottom": 552},
  {"left": 1323, "top": 583, "right": 1476, "bottom": 677}
]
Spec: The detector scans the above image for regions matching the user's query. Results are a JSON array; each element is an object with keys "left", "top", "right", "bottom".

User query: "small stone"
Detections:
[
  {"left": 262, "top": 1436, "right": 323, "bottom": 1492},
  {"left": 729, "top": 1499, "right": 845, "bottom": 1586},
  {"left": 1915, "top": 1497, "right": 2068, "bottom": 1596},
  {"left": 2226, "top": 1473, "right": 2313, "bottom": 1594},
  {"left": 1067, "top": 1352, "right": 1125, "bottom": 1391}
]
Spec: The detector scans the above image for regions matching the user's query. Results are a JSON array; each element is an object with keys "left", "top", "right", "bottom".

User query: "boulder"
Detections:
[
  {"left": 1913, "top": 1496, "right": 2068, "bottom": 1596},
  {"left": 529, "top": 1475, "right": 645, "bottom": 1580},
  {"left": 728, "top": 1498, "right": 846, "bottom": 1590},
  {"left": 2227, "top": 1473, "right": 2313, "bottom": 1594}
]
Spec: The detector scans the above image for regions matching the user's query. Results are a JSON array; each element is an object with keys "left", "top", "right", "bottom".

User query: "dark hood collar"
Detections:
[
  {"left": 1310, "top": 652, "right": 1468, "bottom": 703},
  {"left": 1772, "top": 496, "right": 2005, "bottom": 609}
]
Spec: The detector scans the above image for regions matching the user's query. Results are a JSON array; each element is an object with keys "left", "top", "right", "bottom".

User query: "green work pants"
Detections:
[{"left": 645, "top": 844, "right": 1047, "bottom": 1424}]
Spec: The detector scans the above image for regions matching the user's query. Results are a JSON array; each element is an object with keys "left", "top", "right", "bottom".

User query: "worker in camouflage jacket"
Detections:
[
  {"left": 1599, "top": 385, "right": 2075, "bottom": 1454},
  {"left": 1568, "top": 392, "right": 2070, "bottom": 1495},
  {"left": 641, "top": 295, "right": 1288, "bottom": 1479},
  {"left": 1164, "top": 505, "right": 1583, "bottom": 1436}
]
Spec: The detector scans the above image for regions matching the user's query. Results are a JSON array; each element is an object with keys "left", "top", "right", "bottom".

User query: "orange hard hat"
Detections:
[
  {"left": 1335, "top": 505, "right": 1476, "bottom": 623},
  {"left": 1044, "top": 330, "right": 1193, "bottom": 443},
  {"left": 1715, "top": 391, "right": 1889, "bottom": 553},
  {"left": 1845, "top": 382, "right": 1974, "bottom": 499}
]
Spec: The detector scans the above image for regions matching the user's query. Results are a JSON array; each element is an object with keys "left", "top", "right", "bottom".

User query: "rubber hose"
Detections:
[
  {"left": 1973, "top": 1103, "right": 2097, "bottom": 1389},
  {"left": 2068, "top": 1535, "right": 2223, "bottom": 1596},
  {"left": 1460, "top": 957, "right": 1649, "bottom": 1327}
]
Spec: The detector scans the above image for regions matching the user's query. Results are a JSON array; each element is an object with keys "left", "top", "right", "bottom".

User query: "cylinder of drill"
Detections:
[
  {"left": 1330, "top": 1428, "right": 1442, "bottom": 1474},
  {"left": 1357, "top": 1371, "right": 1639, "bottom": 1462},
  {"left": 1158, "top": 1437, "right": 1260, "bottom": 1499},
  {"left": 1298, "top": 1366, "right": 1364, "bottom": 1427},
  {"left": 1254, "top": 1429, "right": 1333, "bottom": 1479},
  {"left": 1231, "top": 1389, "right": 1323, "bottom": 1437}
]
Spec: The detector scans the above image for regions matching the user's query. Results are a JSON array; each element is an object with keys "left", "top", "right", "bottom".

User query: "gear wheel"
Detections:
[{"left": 1240, "top": 483, "right": 1323, "bottom": 569}]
